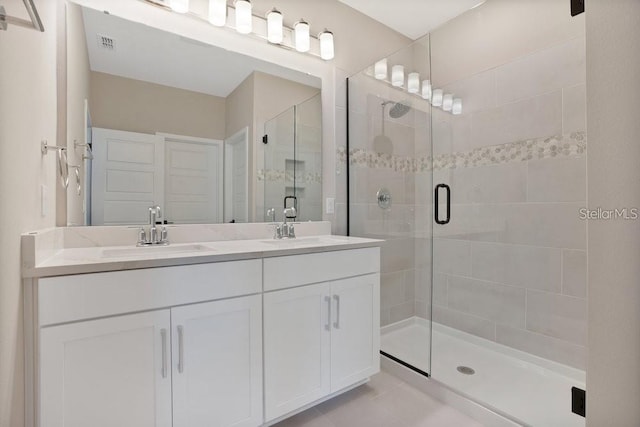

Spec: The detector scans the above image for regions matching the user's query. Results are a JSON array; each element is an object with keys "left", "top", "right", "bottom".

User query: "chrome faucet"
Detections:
[
  {"left": 273, "top": 207, "right": 297, "bottom": 239},
  {"left": 138, "top": 205, "right": 169, "bottom": 246}
]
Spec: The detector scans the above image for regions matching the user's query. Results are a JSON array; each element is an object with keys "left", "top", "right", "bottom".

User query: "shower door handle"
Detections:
[{"left": 434, "top": 184, "right": 451, "bottom": 225}]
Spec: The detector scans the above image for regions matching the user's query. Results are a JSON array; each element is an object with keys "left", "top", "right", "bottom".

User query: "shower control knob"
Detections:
[{"left": 377, "top": 188, "right": 392, "bottom": 210}]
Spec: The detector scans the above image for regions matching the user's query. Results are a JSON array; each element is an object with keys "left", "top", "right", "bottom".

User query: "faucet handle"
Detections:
[
  {"left": 160, "top": 226, "right": 169, "bottom": 244},
  {"left": 137, "top": 227, "right": 148, "bottom": 246},
  {"left": 273, "top": 224, "right": 283, "bottom": 239},
  {"left": 288, "top": 223, "right": 296, "bottom": 238}
]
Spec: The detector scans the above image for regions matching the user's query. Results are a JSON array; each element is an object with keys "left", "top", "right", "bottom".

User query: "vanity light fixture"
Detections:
[
  {"left": 421, "top": 79, "right": 432, "bottom": 100},
  {"left": 391, "top": 65, "right": 404, "bottom": 87},
  {"left": 143, "top": 0, "right": 335, "bottom": 61},
  {"left": 407, "top": 72, "right": 420, "bottom": 94},
  {"left": 266, "top": 8, "right": 283, "bottom": 44},
  {"left": 432, "top": 89, "right": 444, "bottom": 107},
  {"left": 208, "top": 0, "right": 227, "bottom": 26},
  {"left": 442, "top": 93, "right": 454, "bottom": 111},
  {"left": 234, "top": 0, "right": 252, "bottom": 34},
  {"left": 294, "top": 19, "right": 310, "bottom": 52},
  {"left": 170, "top": 0, "right": 189, "bottom": 13},
  {"left": 452, "top": 98, "right": 463, "bottom": 115},
  {"left": 374, "top": 59, "right": 388, "bottom": 80},
  {"left": 319, "top": 30, "right": 334, "bottom": 60}
]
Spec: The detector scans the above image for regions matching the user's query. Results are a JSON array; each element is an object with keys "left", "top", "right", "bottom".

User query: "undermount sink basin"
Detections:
[{"left": 101, "top": 244, "right": 212, "bottom": 258}]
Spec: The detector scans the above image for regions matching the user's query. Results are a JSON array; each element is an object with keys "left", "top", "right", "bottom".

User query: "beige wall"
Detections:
[
  {"left": 90, "top": 71, "right": 227, "bottom": 140},
  {"left": 586, "top": 0, "right": 640, "bottom": 425},
  {"left": 66, "top": 2, "right": 90, "bottom": 226},
  {"left": 0, "top": 1, "right": 60, "bottom": 426},
  {"left": 430, "top": 0, "right": 585, "bottom": 86}
]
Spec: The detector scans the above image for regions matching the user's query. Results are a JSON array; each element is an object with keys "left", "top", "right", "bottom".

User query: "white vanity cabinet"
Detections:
[
  {"left": 262, "top": 249, "right": 380, "bottom": 422},
  {"left": 27, "top": 245, "right": 381, "bottom": 427},
  {"left": 34, "top": 260, "right": 263, "bottom": 427}
]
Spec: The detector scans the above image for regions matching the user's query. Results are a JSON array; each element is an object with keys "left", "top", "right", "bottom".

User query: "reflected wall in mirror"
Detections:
[{"left": 66, "top": 3, "right": 321, "bottom": 226}]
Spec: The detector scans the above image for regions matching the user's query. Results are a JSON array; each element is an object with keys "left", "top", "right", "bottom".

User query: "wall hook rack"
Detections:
[{"left": 0, "top": 0, "right": 44, "bottom": 32}]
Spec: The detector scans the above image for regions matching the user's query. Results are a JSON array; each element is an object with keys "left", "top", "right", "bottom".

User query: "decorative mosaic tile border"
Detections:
[
  {"left": 256, "top": 169, "right": 322, "bottom": 184},
  {"left": 338, "top": 131, "right": 586, "bottom": 172}
]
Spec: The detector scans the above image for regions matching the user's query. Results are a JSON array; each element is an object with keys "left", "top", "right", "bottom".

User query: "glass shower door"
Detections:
[{"left": 347, "top": 34, "right": 433, "bottom": 376}]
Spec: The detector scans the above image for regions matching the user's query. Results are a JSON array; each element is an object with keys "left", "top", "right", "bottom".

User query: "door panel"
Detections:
[
  {"left": 91, "top": 128, "right": 164, "bottom": 225},
  {"left": 330, "top": 274, "right": 380, "bottom": 391},
  {"left": 171, "top": 295, "right": 262, "bottom": 427},
  {"left": 40, "top": 310, "right": 172, "bottom": 427},
  {"left": 263, "top": 283, "right": 331, "bottom": 421}
]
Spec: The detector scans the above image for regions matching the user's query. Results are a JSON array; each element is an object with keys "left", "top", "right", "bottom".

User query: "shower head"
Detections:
[
  {"left": 382, "top": 100, "right": 411, "bottom": 118},
  {"left": 389, "top": 102, "right": 411, "bottom": 118}
]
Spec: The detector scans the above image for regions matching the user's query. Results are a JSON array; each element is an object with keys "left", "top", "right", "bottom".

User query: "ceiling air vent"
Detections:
[{"left": 96, "top": 34, "right": 116, "bottom": 51}]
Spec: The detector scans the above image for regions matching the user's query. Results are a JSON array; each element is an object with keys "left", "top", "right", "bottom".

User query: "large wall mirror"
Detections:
[{"left": 66, "top": 3, "right": 322, "bottom": 226}]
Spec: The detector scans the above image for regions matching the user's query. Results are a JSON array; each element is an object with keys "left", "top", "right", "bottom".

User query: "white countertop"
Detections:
[{"left": 23, "top": 234, "right": 382, "bottom": 278}]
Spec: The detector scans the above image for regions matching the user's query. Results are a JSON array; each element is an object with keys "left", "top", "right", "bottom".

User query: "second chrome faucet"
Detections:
[
  {"left": 138, "top": 205, "right": 169, "bottom": 246},
  {"left": 274, "top": 207, "right": 297, "bottom": 239}
]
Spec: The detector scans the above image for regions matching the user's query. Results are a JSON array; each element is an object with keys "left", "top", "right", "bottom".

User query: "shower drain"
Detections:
[{"left": 456, "top": 366, "right": 476, "bottom": 375}]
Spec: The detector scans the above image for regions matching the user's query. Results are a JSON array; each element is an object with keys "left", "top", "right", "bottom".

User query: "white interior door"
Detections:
[
  {"left": 161, "top": 134, "right": 223, "bottom": 224},
  {"left": 91, "top": 128, "right": 164, "bottom": 225},
  {"left": 224, "top": 128, "right": 249, "bottom": 223},
  {"left": 39, "top": 310, "right": 172, "bottom": 427},
  {"left": 171, "top": 295, "right": 263, "bottom": 427},
  {"left": 263, "top": 283, "right": 332, "bottom": 421}
]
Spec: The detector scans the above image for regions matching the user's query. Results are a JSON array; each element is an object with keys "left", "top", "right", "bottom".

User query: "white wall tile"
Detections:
[
  {"left": 433, "top": 238, "right": 472, "bottom": 276},
  {"left": 527, "top": 156, "right": 586, "bottom": 202},
  {"left": 526, "top": 290, "right": 587, "bottom": 345},
  {"left": 381, "top": 271, "right": 408, "bottom": 309},
  {"left": 470, "top": 90, "right": 563, "bottom": 148},
  {"left": 562, "top": 249, "right": 587, "bottom": 298},
  {"left": 433, "top": 304, "right": 496, "bottom": 342},
  {"left": 449, "top": 163, "right": 527, "bottom": 204},
  {"left": 501, "top": 203, "right": 586, "bottom": 249},
  {"left": 495, "top": 37, "right": 586, "bottom": 105},
  {"left": 432, "top": 273, "right": 448, "bottom": 305},
  {"left": 471, "top": 242, "right": 562, "bottom": 292},
  {"left": 496, "top": 324, "right": 586, "bottom": 369},
  {"left": 442, "top": 69, "right": 497, "bottom": 114},
  {"left": 562, "top": 84, "right": 587, "bottom": 133},
  {"left": 390, "top": 301, "right": 415, "bottom": 323},
  {"left": 447, "top": 275, "right": 526, "bottom": 328}
]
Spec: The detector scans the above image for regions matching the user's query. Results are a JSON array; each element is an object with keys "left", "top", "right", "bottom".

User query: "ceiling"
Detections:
[
  {"left": 337, "top": 0, "right": 486, "bottom": 40},
  {"left": 81, "top": 7, "right": 321, "bottom": 98}
]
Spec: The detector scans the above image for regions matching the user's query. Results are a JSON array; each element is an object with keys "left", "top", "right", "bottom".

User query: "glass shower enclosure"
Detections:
[{"left": 348, "top": 7, "right": 587, "bottom": 425}]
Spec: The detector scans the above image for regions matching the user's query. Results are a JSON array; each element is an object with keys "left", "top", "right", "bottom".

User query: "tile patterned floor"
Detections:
[{"left": 273, "top": 370, "right": 484, "bottom": 427}]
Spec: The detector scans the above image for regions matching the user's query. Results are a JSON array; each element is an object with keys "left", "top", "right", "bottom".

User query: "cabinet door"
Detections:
[
  {"left": 40, "top": 310, "right": 172, "bottom": 427},
  {"left": 330, "top": 274, "right": 380, "bottom": 392},
  {"left": 264, "top": 283, "right": 332, "bottom": 421},
  {"left": 171, "top": 295, "right": 263, "bottom": 427}
]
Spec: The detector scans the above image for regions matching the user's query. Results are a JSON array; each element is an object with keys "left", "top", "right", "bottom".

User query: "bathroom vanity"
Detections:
[{"left": 21, "top": 223, "right": 381, "bottom": 427}]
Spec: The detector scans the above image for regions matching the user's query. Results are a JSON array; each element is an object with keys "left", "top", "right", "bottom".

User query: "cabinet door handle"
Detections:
[
  {"left": 324, "top": 296, "right": 331, "bottom": 331},
  {"left": 160, "top": 328, "right": 168, "bottom": 379},
  {"left": 177, "top": 325, "right": 185, "bottom": 374},
  {"left": 333, "top": 295, "right": 341, "bottom": 329}
]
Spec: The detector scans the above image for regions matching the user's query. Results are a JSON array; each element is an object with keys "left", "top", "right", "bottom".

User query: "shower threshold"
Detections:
[{"left": 381, "top": 317, "right": 586, "bottom": 427}]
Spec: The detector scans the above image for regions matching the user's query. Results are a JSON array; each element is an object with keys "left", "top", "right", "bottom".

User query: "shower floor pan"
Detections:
[{"left": 381, "top": 317, "right": 585, "bottom": 427}]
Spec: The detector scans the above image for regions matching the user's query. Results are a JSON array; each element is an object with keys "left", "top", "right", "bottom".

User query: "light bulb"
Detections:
[
  {"left": 170, "top": 0, "right": 189, "bottom": 13},
  {"left": 452, "top": 98, "right": 462, "bottom": 115},
  {"left": 374, "top": 59, "right": 387, "bottom": 80},
  {"left": 319, "top": 30, "right": 334, "bottom": 60},
  {"left": 208, "top": 0, "right": 226, "bottom": 26},
  {"left": 442, "top": 94, "right": 453, "bottom": 111},
  {"left": 408, "top": 72, "right": 420, "bottom": 94},
  {"left": 421, "top": 80, "right": 432, "bottom": 100},
  {"left": 294, "top": 19, "right": 310, "bottom": 52},
  {"left": 266, "top": 9, "right": 283, "bottom": 43},
  {"left": 391, "top": 65, "right": 404, "bottom": 87},
  {"left": 432, "top": 89, "right": 443, "bottom": 107},
  {"left": 235, "top": 0, "right": 252, "bottom": 34}
]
